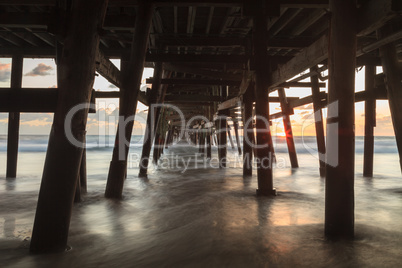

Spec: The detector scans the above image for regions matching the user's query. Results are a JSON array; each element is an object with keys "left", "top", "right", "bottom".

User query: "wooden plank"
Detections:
[
  {"left": 146, "top": 53, "right": 247, "bottom": 63},
  {"left": 1, "top": 0, "right": 328, "bottom": 8},
  {"left": 164, "top": 95, "right": 223, "bottom": 103},
  {"left": 146, "top": 78, "right": 240, "bottom": 86},
  {"left": 269, "top": 34, "right": 329, "bottom": 90},
  {"left": 96, "top": 50, "right": 121, "bottom": 87},
  {"left": 218, "top": 96, "right": 242, "bottom": 110},
  {"left": 357, "top": 0, "right": 402, "bottom": 36},
  {"left": 0, "top": 88, "right": 58, "bottom": 112},
  {"left": 163, "top": 63, "right": 242, "bottom": 81}
]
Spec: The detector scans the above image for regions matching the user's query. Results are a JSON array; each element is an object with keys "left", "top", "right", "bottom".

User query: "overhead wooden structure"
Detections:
[{"left": 1, "top": 0, "right": 401, "bottom": 253}]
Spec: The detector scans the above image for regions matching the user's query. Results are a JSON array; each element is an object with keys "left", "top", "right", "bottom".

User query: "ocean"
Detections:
[{"left": 0, "top": 135, "right": 401, "bottom": 267}]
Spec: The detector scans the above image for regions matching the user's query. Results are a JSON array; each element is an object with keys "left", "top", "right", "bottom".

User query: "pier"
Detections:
[{"left": 0, "top": 0, "right": 401, "bottom": 261}]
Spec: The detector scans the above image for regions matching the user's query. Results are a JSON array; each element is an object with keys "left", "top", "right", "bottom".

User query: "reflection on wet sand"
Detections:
[{"left": 0, "top": 142, "right": 401, "bottom": 267}]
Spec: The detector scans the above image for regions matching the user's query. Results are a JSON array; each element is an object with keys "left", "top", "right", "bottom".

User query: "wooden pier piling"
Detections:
[
  {"left": 227, "top": 123, "right": 235, "bottom": 149},
  {"left": 105, "top": 1, "right": 154, "bottom": 199},
  {"left": 139, "top": 64, "right": 162, "bottom": 178},
  {"left": 310, "top": 67, "right": 326, "bottom": 177},
  {"left": 243, "top": 84, "right": 254, "bottom": 176},
  {"left": 325, "top": 0, "right": 357, "bottom": 239},
  {"left": 233, "top": 120, "right": 242, "bottom": 155},
  {"left": 6, "top": 55, "right": 23, "bottom": 178},
  {"left": 30, "top": 0, "right": 108, "bottom": 253},
  {"left": 6, "top": 55, "right": 24, "bottom": 178},
  {"left": 253, "top": 2, "right": 274, "bottom": 195},
  {"left": 363, "top": 65, "right": 376, "bottom": 177},
  {"left": 218, "top": 115, "right": 228, "bottom": 168},
  {"left": 378, "top": 25, "right": 402, "bottom": 173},
  {"left": 278, "top": 88, "right": 299, "bottom": 168}
]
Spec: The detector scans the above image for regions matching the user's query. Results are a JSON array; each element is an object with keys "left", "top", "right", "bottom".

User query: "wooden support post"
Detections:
[
  {"left": 253, "top": 2, "right": 275, "bottom": 195},
  {"left": 243, "top": 83, "right": 254, "bottom": 176},
  {"left": 6, "top": 55, "right": 23, "bottom": 178},
  {"left": 30, "top": 0, "right": 108, "bottom": 253},
  {"left": 218, "top": 116, "right": 227, "bottom": 168},
  {"left": 80, "top": 148, "right": 87, "bottom": 193},
  {"left": 74, "top": 174, "right": 82, "bottom": 203},
  {"left": 105, "top": 1, "right": 154, "bottom": 198},
  {"left": 278, "top": 88, "right": 299, "bottom": 168},
  {"left": 233, "top": 120, "right": 242, "bottom": 155},
  {"left": 227, "top": 123, "right": 235, "bottom": 149},
  {"left": 378, "top": 25, "right": 402, "bottom": 173},
  {"left": 311, "top": 67, "right": 326, "bottom": 177},
  {"left": 206, "top": 131, "right": 212, "bottom": 158},
  {"left": 363, "top": 65, "right": 376, "bottom": 177},
  {"left": 139, "top": 64, "right": 162, "bottom": 178},
  {"left": 325, "top": 0, "right": 357, "bottom": 239}
]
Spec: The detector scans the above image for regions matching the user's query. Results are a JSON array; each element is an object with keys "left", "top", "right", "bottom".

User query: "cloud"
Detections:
[
  {"left": 0, "top": 63, "right": 11, "bottom": 82},
  {"left": 25, "top": 63, "right": 54, "bottom": 77}
]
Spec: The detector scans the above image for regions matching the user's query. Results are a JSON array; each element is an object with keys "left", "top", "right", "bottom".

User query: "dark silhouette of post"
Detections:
[
  {"left": 253, "top": 1, "right": 275, "bottom": 195},
  {"left": 218, "top": 115, "right": 227, "bottom": 168},
  {"left": 378, "top": 24, "right": 402, "bottom": 173},
  {"left": 30, "top": 0, "right": 109, "bottom": 253},
  {"left": 6, "top": 55, "right": 23, "bottom": 178},
  {"left": 139, "top": 64, "right": 162, "bottom": 178},
  {"left": 325, "top": 0, "right": 357, "bottom": 239},
  {"left": 233, "top": 120, "right": 242, "bottom": 155},
  {"left": 227, "top": 123, "right": 235, "bottom": 149},
  {"left": 278, "top": 88, "right": 298, "bottom": 168},
  {"left": 311, "top": 67, "right": 326, "bottom": 177},
  {"left": 363, "top": 65, "right": 376, "bottom": 177},
  {"left": 105, "top": 1, "right": 154, "bottom": 198},
  {"left": 243, "top": 84, "right": 254, "bottom": 176}
]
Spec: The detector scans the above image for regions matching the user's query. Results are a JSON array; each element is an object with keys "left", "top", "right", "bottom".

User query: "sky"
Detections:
[{"left": 0, "top": 57, "right": 395, "bottom": 137}]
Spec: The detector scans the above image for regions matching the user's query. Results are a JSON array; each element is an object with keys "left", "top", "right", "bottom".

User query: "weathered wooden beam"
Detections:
[
  {"left": 1, "top": 0, "right": 329, "bottom": 8},
  {"left": 165, "top": 94, "right": 223, "bottom": 103},
  {"left": 357, "top": 0, "right": 402, "bottom": 36},
  {"left": 268, "top": 1, "right": 401, "bottom": 90},
  {"left": 163, "top": 63, "right": 242, "bottom": 81},
  {"left": 146, "top": 78, "right": 240, "bottom": 86},
  {"left": 218, "top": 96, "right": 242, "bottom": 111},
  {"left": 30, "top": 0, "right": 109, "bottom": 254},
  {"left": 96, "top": 50, "right": 121, "bottom": 87},
  {"left": 95, "top": 52, "right": 149, "bottom": 105},
  {"left": 288, "top": 8, "right": 326, "bottom": 36},
  {"left": 269, "top": 34, "right": 329, "bottom": 90},
  {"left": 0, "top": 88, "right": 58, "bottom": 112},
  {"left": 0, "top": 12, "right": 50, "bottom": 28},
  {"left": 146, "top": 53, "right": 247, "bottom": 64}
]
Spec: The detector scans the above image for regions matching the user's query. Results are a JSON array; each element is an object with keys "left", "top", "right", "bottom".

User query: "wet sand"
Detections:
[{"left": 1, "top": 142, "right": 401, "bottom": 267}]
